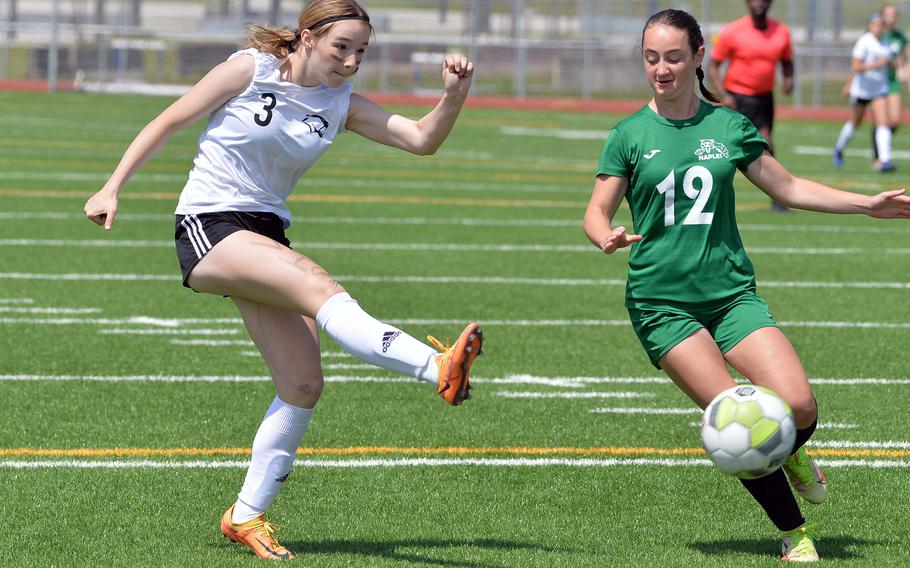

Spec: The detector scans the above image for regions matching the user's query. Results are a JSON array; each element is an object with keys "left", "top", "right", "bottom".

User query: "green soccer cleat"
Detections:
[
  {"left": 782, "top": 447, "right": 827, "bottom": 504},
  {"left": 780, "top": 523, "right": 820, "bottom": 562}
]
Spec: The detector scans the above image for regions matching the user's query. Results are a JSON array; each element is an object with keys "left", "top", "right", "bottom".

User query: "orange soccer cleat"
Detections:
[
  {"left": 428, "top": 322, "right": 484, "bottom": 405},
  {"left": 220, "top": 505, "right": 295, "bottom": 560}
]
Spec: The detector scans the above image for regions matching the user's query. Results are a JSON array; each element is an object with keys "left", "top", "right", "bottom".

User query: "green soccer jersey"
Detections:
[
  {"left": 884, "top": 29, "right": 907, "bottom": 86},
  {"left": 596, "top": 101, "right": 769, "bottom": 308}
]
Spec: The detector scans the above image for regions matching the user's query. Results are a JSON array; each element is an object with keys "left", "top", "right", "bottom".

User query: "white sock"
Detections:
[
  {"left": 316, "top": 292, "right": 438, "bottom": 384},
  {"left": 835, "top": 121, "right": 854, "bottom": 151},
  {"left": 875, "top": 125, "right": 893, "bottom": 163},
  {"left": 233, "top": 396, "right": 312, "bottom": 524}
]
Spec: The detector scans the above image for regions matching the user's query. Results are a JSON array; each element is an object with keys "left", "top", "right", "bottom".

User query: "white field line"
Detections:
[
  {"left": 169, "top": 339, "right": 252, "bottom": 346},
  {"left": 817, "top": 423, "right": 859, "bottom": 430},
  {"left": 4, "top": 238, "right": 910, "bottom": 256},
  {"left": 322, "top": 363, "right": 377, "bottom": 371},
  {"left": 501, "top": 126, "right": 612, "bottom": 140},
  {"left": 4, "top": 211, "right": 908, "bottom": 236},
  {"left": 494, "top": 391, "right": 656, "bottom": 399},
  {"left": 0, "top": 306, "right": 100, "bottom": 314},
  {"left": 3, "top": 272, "right": 910, "bottom": 293},
  {"left": 794, "top": 145, "right": 910, "bottom": 160},
  {"left": 810, "top": 441, "right": 910, "bottom": 449},
  {"left": 1, "top": 457, "right": 906, "bottom": 469},
  {"left": 687, "top": 421, "right": 858, "bottom": 430},
  {"left": 3, "top": 374, "right": 909, "bottom": 387},
  {"left": 98, "top": 328, "right": 242, "bottom": 336},
  {"left": 5, "top": 317, "right": 910, "bottom": 331},
  {"left": 20, "top": 316, "right": 910, "bottom": 332},
  {"left": 0, "top": 172, "right": 585, "bottom": 195},
  {"left": 0, "top": 298, "right": 34, "bottom": 304},
  {"left": 591, "top": 407, "right": 702, "bottom": 415}
]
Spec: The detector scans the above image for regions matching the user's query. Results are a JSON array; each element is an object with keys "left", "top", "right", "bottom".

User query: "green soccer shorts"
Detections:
[{"left": 628, "top": 291, "right": 779, "bottom": 369}]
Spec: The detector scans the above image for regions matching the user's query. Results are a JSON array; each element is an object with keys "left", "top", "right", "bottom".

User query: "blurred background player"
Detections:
[
  {"left": 585, "top": 8, "right": 910, "bottom": 562},
  {"left": 834, "top": 13, "right": 895, "bottom": 172},
  {"left": 707, "top": 0, "right": 793, "bottom": 212},
  {"left": 871, "top": 4, "right": 907, "bottom": 169},
  {"left": 84, "top": 0, "right": 482, "bottom": 560}
]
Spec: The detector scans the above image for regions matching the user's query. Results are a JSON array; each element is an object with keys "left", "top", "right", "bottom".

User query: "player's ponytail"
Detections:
[
  {"left": 643, "top": 9, "right": 721, "bottom": 103},
  {"left": 243, "top": 24, "right": 298, "bottom": 59},
  {"left": 695, "top": 66, "right": 721, "bottom": 103},
  {"left": 244, "top": 0, "right": 371, "bottom": 60}
]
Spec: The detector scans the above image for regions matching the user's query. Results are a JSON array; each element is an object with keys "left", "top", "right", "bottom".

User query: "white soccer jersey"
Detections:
[
  {"left": 175, "top": 48, "right": 353, "bottom": 226},
  {"left": 850, "top": 32, "right": 890, "bottom": 100}
]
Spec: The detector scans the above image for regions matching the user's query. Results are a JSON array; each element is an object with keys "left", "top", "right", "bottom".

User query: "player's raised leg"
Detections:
[{"left": 189, "top": 230, "right": 482, "bottom": 404}]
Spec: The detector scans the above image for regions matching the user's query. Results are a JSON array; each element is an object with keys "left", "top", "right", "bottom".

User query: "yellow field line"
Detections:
[{"left": 2, "top": 446, "right": 908, "bottom": 458}]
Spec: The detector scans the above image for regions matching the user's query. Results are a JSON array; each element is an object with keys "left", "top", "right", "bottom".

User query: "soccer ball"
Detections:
[{"left": 700, "top": 385, "right": 796, "bottom": 479}]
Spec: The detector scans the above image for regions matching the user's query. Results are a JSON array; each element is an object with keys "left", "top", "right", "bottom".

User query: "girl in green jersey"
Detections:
[{"left": 584, "top": 9, "right": 910, "bottom": 563}]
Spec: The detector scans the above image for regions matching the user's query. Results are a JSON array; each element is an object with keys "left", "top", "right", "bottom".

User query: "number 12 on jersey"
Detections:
[{"left": 655, "top": 166, "right": 714, "bottom": 227}]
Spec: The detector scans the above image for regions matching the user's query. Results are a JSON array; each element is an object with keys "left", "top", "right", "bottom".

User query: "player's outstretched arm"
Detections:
[
  {"left": 345, "top": 53, "right": 473, "bottom": 155},
  {"left": 745, "top": 152, "right": 910, "bottom": 218},
  {"left": 84, "top": 55, "right": 254, "bottom": 229},
  {"left": 584, "top": 174, "right": 642, "bottom": 254}
]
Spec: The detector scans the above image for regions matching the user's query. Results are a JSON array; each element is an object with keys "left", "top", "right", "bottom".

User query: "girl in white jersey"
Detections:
[
  {"left": 834, "top": 13, "right": 895, "bottom": 171},
  {"left": 83, "top": 0, "right": 482, "bottom": 560}
]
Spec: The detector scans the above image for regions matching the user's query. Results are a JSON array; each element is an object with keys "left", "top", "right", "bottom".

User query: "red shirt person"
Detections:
[
  {"left": 707, "top": 0, "right": 794, "bottom": 150},
  {"left": 707, "top": 0, "right": 794, "bottom": 211}
]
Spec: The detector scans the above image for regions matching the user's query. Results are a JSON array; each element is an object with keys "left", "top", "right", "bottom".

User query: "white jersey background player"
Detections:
[
  {"left": 834, "top": 13, "right": 896, "bottom": 171},
  {"left": 84, "top": 0, "right": 483, "bottom": 560}
]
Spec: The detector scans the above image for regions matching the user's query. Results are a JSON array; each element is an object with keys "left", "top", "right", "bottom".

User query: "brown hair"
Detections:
[
  {"left": 243, "top": 0, "right": 372, "bottom": 59},
  {"left": 642, "top": 9, "right": 721, "bottom": 103}
]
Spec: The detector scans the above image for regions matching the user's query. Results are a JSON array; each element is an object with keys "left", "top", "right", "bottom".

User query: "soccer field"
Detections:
[{"left": 1, "top": 91, "right": 909, "bottom": 566}]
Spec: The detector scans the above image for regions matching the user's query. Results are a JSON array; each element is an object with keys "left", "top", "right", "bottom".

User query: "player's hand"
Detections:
[
  {"left": 599, "top": 226, "right": 642, "bottom": 254},
  {"left": 84, "top": 187, "right": 119, "bottom": 230},
  {"left": 441, "top": 53, "right": 474, "bottom": 101},
  {"left": 867, "top": 188, "right": 910, "bottom": 219},
  {"left": 782, "top": 77, "right": 794, "bottom": 95},
  {"left": 720, "top": 93, "right": 736, "bottom": 109}
]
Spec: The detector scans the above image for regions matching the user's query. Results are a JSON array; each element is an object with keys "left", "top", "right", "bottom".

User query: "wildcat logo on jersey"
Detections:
[
  {"left": 694, "top": 139, "right": 729, "bottom": 161},
  {"left": 302, "top": 114, "right": 329, "bottom": 137}
]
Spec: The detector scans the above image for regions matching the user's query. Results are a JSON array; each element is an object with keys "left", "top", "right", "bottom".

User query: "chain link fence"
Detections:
[{"left": 0, "top": 0, "right": 905, "bottom": 105}]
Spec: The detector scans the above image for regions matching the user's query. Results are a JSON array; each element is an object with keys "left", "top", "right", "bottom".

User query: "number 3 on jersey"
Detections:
[
  {"left": 254, "top": 93, "right": 277, "bottom": 126},
  {"left": 655, "top": 166, "right": 714, "bottom": 227}
]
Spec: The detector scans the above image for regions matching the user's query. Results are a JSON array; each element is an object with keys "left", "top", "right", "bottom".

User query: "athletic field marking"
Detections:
[
  {"left": 169, "top": 339, "right": 252, "bottom": 346},
  {"left": 323, "top": 363, "right": 377, "bottom": 371},
  {"left": 687, "top": 421, "right": 858, "bottom": 430},
  {"left": 3, "top": 374, "right": 909, "bottom": 387},
  {"left": 810, "top": 441, "right": 910, "bottom": 449},
  {"left": 0, "top": 174, "right": 586, "bottom": 195},
  {"left": 2, "top": 457, "right": 907, "bottom": 469},
  {"left": 4, "top": 272, "right": 910, "bottom": 293},
  {"left": 817, "top": 423, "right": 859, "bottom": 430},
  {"left": 591, "top": 407, "right": 701, "bottom": 415},
  {"left": 500, "top": 126, "right": 612, "bottom": 140},
  {"left": 495, "top": 391, "right": 656, "bottom": 399},
  {"left": 2, "top": 445, "right": 908, "bottom": 459},
  {"left": 0, "top": 298, "right": 34, "bottom": 304},
  {"left": 794, "top": 145, "right": 910, "bottom": 160},
  {"left": 0, "top": 188, "right": 587, "bottom": 209},
  {"left": 4, "top": 238, "right": 909, "bottom": 256},
  {"left": 98, "top": 328, "right": 242, "bottom": 336},
  {"left": 5, "top": 211, "right": 907, "bottom": 236},
  {"left": 0, "top": 306, "right": 100, "bottom": 315}
]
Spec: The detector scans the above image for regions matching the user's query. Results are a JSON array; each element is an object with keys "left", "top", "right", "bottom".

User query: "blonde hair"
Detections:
[{"left": 243, "top": 0, "right": 371, "bottom": 59}]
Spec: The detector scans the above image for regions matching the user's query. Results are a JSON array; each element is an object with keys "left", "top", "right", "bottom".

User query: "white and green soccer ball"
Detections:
[{"left": 700, "top": 385, "right": 796, "bottom": 479}]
